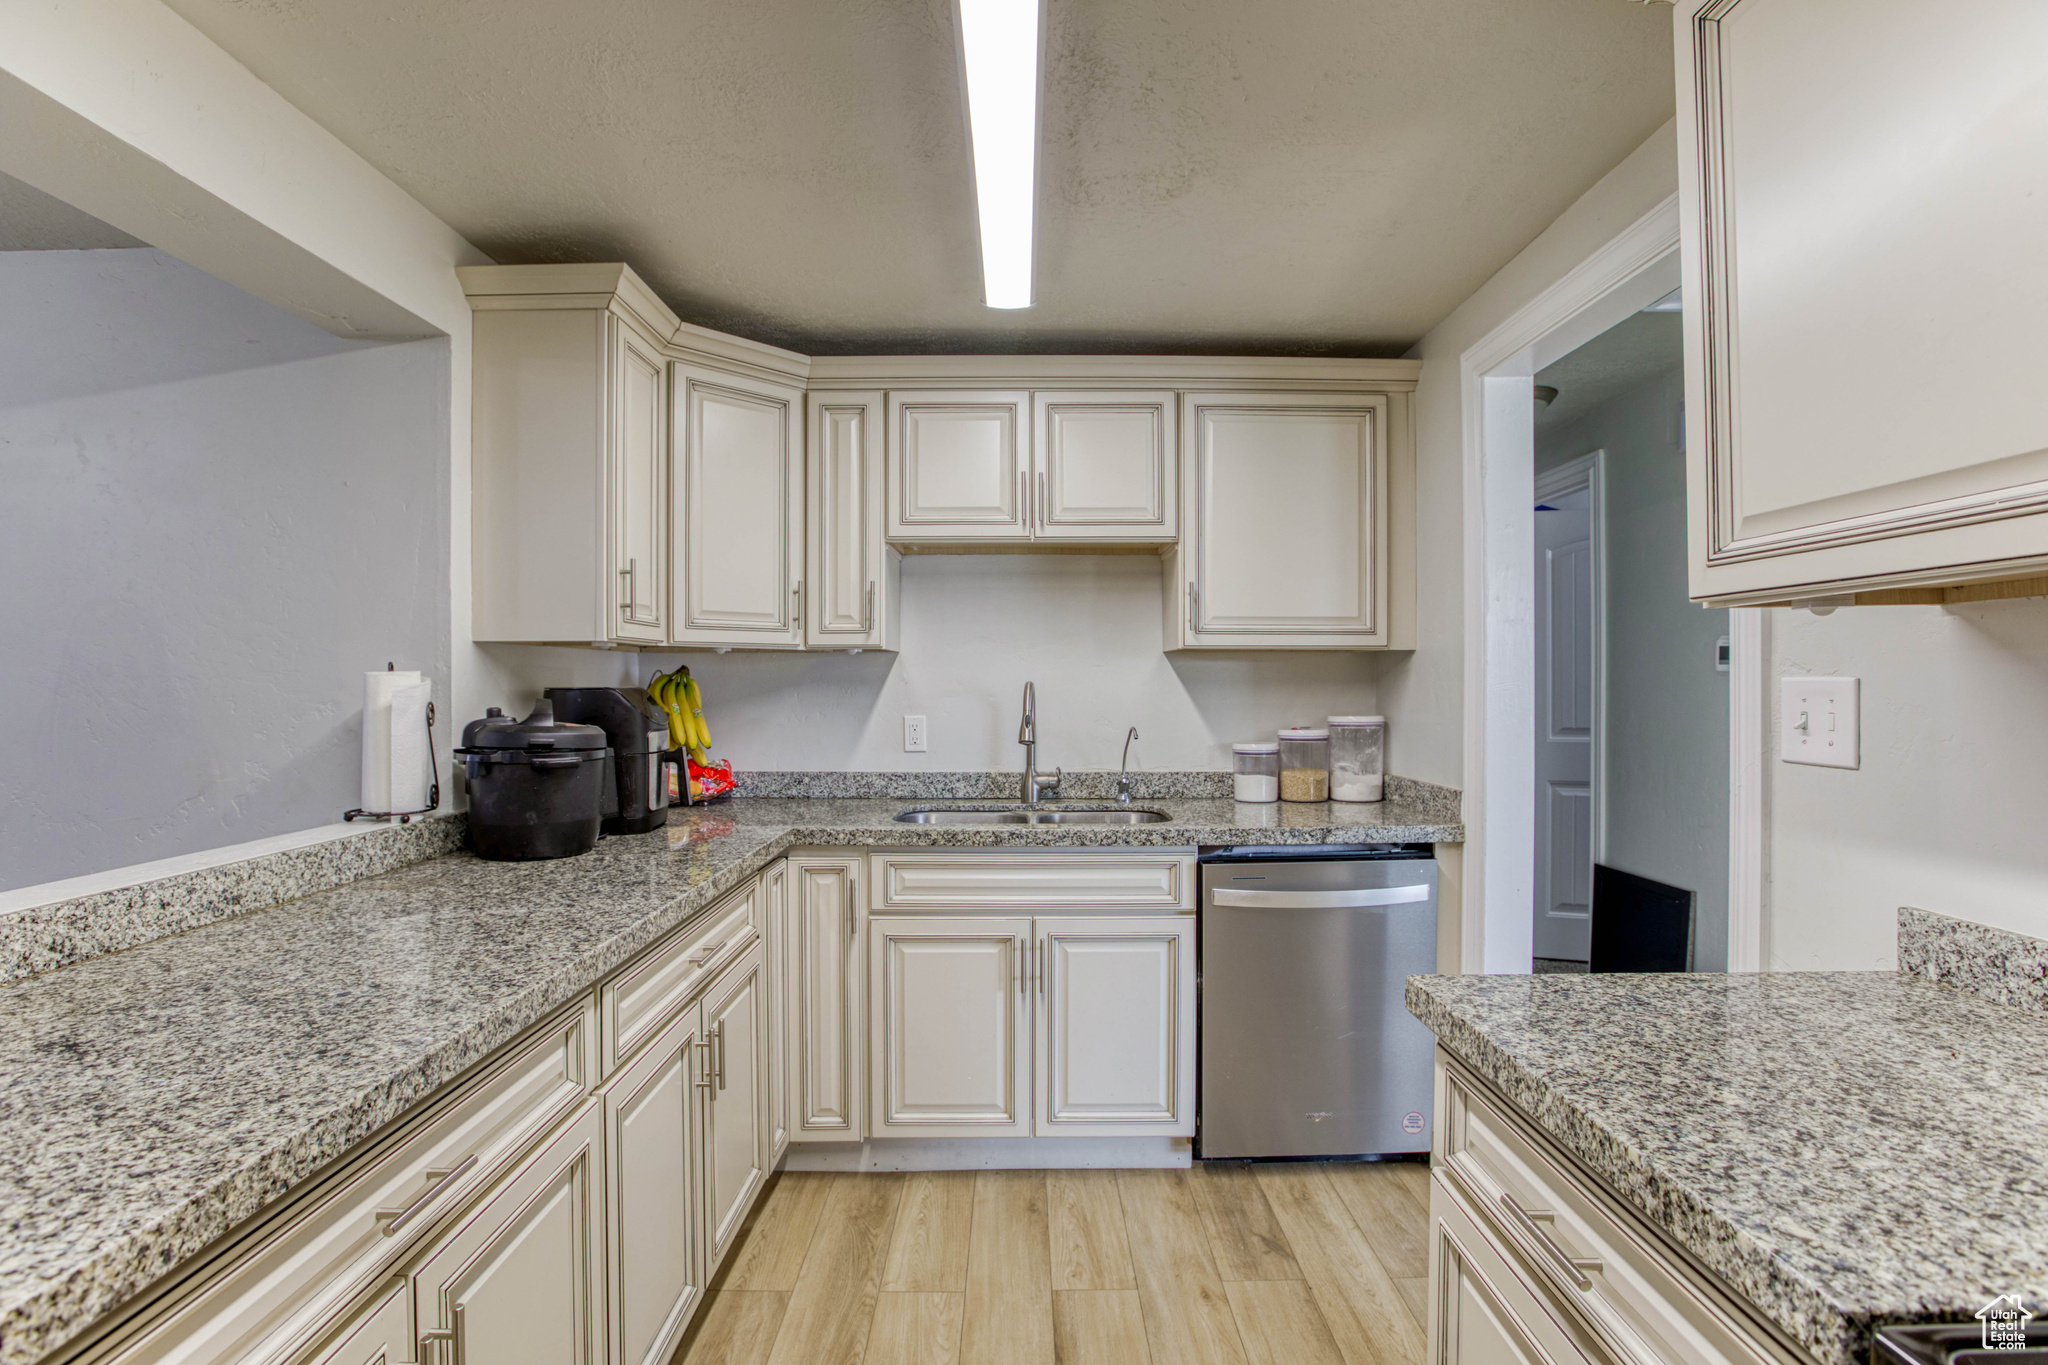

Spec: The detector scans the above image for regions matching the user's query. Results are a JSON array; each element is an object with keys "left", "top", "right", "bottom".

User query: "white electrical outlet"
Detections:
[
  {"left": 1779, "top": 677, "right": 1859, "bottom": 769},
  {"left": 903, "top": 715, "right": 928, "bottom": 753}
]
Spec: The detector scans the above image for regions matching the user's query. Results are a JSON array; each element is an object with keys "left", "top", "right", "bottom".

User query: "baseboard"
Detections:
[{"left": 781, "top": 1136, "right": 1194, "bottom": 1171}]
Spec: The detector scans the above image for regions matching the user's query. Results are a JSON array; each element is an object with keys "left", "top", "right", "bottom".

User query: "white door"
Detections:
[
  {"left": 1677, "top": 0, "right": 2048, "bottom": 604},
  {"left": 868, "top": 916, "right": 1032, "bottom": 1137},
  {"left": 671, "top": 366, "right": 803, "bottom": 647},
  {"left": 1175, "top": 391, "right": 1390, "bottom": 647},
  {"left": 788, "top": 856, "right": 863, "bottom": 1141},
  {"left": 601, "top": 1007, "right": 704, "bottom": 1365},
  {"left": 1031, "top": 391, "right": 1175, "bottom": 541},
  {"left": 887, "top": 391, "right": 1029, "bottom": 541},
  {"left": 806, "top": 391, "right": 892, "bottom": 648},
  {"left": 700, "top": 942, "right": 770, "bottom": 1267},
  {"left": 1034, "top": 916, "right": 1193, "bottom": 1135},
  {"left": 1533, "top": 485, "right": 1594, "bottom": 962},
  {"left": 610, "top": 318, "right": 666, "bottom": 643},
  {"left": 411, "top": 1102, "right": 604, "bottom": 1365},
  {"left": 297, "top": 1277, "right": 411, "bottom": 1365}
]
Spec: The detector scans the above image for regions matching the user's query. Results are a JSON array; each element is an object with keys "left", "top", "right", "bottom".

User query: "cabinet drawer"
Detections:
[
  {"left": 869, "top": 851, "right": 1194, "bottom": 911},
  {"left": 112, "top": 999, "right": 597, "bottom": 1365},
  {"left": 1439, "top": 1062, "right": 1787, "bottom": 1365},
  {"left": 1430, "top": 1172, "right": 1614, "bottom": 1365},
  {"left": 603, "top": 879, "right": 760, "bottom": 1072}
]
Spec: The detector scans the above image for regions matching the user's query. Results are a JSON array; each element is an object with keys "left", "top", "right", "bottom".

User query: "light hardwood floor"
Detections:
[{"left": 673, "top": 1161, "right": 1432, "bottom": 1365}]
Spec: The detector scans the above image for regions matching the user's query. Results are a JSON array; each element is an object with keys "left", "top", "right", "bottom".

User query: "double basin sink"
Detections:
[{"left": 893, "top": 805, "right": 1173, "bottom": 825}]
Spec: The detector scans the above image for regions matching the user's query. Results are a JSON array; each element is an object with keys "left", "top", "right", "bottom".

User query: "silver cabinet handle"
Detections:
[
  {"left": 864, "top": 580, "right": 875, "bottom": 633},
  {"left": 846, "top": 875, "right": 857, "bottom": 941},
  {"left": 1037, "top": 939, "right": 1046, "bottom": 995},
  {"left": 1210, "top": 885, "right": 1430, "bottom": 909},
  {"left": 1018, "top": 469, "right": 1029, "bottom": 535},
  {"left": 1016, "top": 942, "right": 1026, "bottom": 995},
  {"left": 376, "top": 1153, "right": 478, "bottom": 1236},
  {"left": 695, "top": 1034, "right": 714, "bottom": 1090},
  {"left": 420, "top": 1303, "right": 465, "bottom": 1365},
  {"left": 1186, "top": 582, "right": 1197, "bottom": 633},
  {"left": 1038, "top": 471, "right": 1048, "bottom": 529},
  {"left": 1500, "top": 1193, "right": 1602, "bottom": 1290},
  {"left": 620, "top": 557, "right": 641, "bottom": 620},
  {"left": 686, "top": 937, "right": 729, "bottom": 967},
  {"left": 792, "top": 581, "right": 803, "bottom": 632},
  {"left": 716, "top": 1020, "right": 728, "bottom": 1090}
]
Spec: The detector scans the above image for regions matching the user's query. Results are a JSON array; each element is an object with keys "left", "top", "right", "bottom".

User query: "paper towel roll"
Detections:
[{"left": 361, "top": 670, "right": 427, "bottom": 814}]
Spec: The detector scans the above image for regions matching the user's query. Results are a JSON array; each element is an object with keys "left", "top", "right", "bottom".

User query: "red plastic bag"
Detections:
[{"left": 688, "top": 756, "right": 736, "bottom": 802}]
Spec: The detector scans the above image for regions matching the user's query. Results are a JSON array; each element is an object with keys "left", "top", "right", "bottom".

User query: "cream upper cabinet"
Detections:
[
  {"left": 806, "top": 391, "right": 900, "bottom": 650},
  {"left": 887, "top": 390, "right": 1030, "bottom": 541},
  {"left": 1031, "top": 391, "right": 1177, "bottom": 542},
  {"left": 671, "top": 365, "right": 805, "bottom": 648},
  {"left": 1034, "top": 916, "right": 1194, "bottom": 1136},
  {"left": 411, "top": 1101, "right": 605, "bottom": 1365},
  {"left": 1167, "top": 391, "right": 1394, "bottom": 649},
  {"left": 465, "top": 271, "right": 673, "bottom": 646},
  {"left": 787, "top": 854, "right": 864, "bottom": 1142},
  {"left": 602, "top": 1007, "right": 705, "bottom": 1365},
  {"left": 1676, "top": 0, "right": 2048, "bottom": 605},
  {"left": 868, "top": 916, "right": 1033, "bottom": 1138}
]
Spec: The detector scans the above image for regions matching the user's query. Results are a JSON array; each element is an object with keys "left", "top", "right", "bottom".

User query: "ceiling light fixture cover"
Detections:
[{"left": 958, "top": 0, "right": 1041, "bottom": 309}]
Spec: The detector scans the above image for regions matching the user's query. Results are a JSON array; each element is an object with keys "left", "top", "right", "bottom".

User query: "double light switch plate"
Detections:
[{"left": 1780, "top": 676, "right": 1859, "bottom": 769}]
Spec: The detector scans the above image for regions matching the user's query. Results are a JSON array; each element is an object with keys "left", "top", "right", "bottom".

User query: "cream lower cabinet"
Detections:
[
  {"left": 411, "top": 1102, "right": 607, "bottom": 1365},
  {"left": 701, "top": 942, "right": 772, "bottom": 1265},
  {"left": 787, "top": 854, "right": 865, "bottom": 1141},
  {"left": 602, "top": 1005, "right": 707, "bottom": 1365},
  {"left": 762, "top": 858, "right": 791, "bottom": 1157},
  {"left": 298, "top": 1277, "right": 411, "bottom": 1365},
  {"left": 866, "top": 911, "right": 1194, "bottom": 1139}
]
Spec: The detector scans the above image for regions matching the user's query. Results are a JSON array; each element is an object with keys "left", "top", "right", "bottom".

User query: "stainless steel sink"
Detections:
[{"left": 893, "top": 806, "right": 1174, "bottom": 825}]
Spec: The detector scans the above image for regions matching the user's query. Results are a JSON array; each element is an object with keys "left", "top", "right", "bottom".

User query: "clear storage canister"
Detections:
[
  {"left": 1232, "top": 742, "right": 1280, "bottom": 802},
  {"left": 1277, "top": 727, "right": 1331, "bottom": 802},
  {"left": 1328, "top": 715, "right": 1386, "bottom": 802}
]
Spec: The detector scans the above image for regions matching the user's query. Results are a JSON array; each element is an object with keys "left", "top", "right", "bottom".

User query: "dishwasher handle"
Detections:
[{"left": 1209, "top": 884, "right": 1431, "bottom": 909}]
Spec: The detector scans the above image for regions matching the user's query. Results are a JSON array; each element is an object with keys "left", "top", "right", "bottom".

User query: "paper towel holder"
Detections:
[{"left": 345, "top": 662, "right": 442, "bottom": 824}]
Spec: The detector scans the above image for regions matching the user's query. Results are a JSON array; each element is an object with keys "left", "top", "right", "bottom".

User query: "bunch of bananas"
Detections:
[{"left": 647, "top": 668, "right": 712, "bottom": 766}]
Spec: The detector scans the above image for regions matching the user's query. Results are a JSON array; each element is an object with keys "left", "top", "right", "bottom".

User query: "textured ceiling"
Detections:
[
  {"left": 162, "top": 0, "right": 1673, "bottom": 355},
  {"left": 0, "top": 170, "right": 146, "bottom": 251},
  {"left": 1536, "top": 308, "right": 1682, "bottom": 431}
]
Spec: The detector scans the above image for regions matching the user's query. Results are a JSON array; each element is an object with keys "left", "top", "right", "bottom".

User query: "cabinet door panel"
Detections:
[
  {"left": 888, "top": 391, "right": 1028, "bottom": 540},
  {"left": 1035, "top": 916, "right": 1193, "bottom": 1135},
  {"left": 603, "top": 1008, "right": 705, "bottom": 1365},
  {"left": 808, "top": 392, "right": 893, "bottom": 648},
  {"left": 1679, "top": 0, "right": 2048, "bottom": 601},
  {"left": 412, "top": 1103, "right": 604, "bottom": 1365},
  {"left": 762, "top": 860, "right": 790, "bottom": 1159},
  {"left": 702, "top": 943, "right": 770, "bottom": 1267},
  {"left": 790, "top": 857, "right": 864, "bottom": 1141},
  {"left": 610, "top": 319, "right": 666, "bottom": 642},
  {"left": 673, "top": 368, "right": 803, "bottom": 646},
  {"left": 1178, "top": 392, "right": 1389, "bottom": 647},
  {"left": 870, "top": 916, "right": 1032, "bottom": 1137},
  {"left": 1033, "top": 391, "right": 1174, "bottom": 540},
  {"left": 295, "top": 1277, "right": 410, "bottom": 1365}
]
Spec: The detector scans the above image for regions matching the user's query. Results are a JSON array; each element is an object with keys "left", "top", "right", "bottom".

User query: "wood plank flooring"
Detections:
[{"left": 674, "top": 1162, "right": 1431, "bottom": 1365}]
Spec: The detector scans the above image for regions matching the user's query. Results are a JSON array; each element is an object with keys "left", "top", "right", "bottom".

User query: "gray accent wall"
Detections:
[
  {"left": 0, "top": 249, "right": 449, "bottom": 892},
  {"left": 1538, "top": 363, "right": 1731, "bottom": 969}
]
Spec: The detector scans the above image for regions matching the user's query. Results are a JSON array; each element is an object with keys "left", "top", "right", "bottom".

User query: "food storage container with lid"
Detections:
[
  {"left": 1232, "top": 742, "right": 1281, "bottom": 802},
  {"left": 1327, "top": 715, "right": 1386, "bottom": 802},
  {"left": 1277, "top": 727, "right": 1331, "bottom": 802}
]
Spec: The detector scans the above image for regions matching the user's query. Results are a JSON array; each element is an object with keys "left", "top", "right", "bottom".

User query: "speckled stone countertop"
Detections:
[
  {"left": 1407, "top": 972, "right": 2048, "bottom": 1365},
  {"left": 0, "top": 795, "right": 1455, "bottom": 1365}
]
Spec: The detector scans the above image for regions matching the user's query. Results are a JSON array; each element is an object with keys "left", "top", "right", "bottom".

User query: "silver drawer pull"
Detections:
[
  {"left": 696, "top": 1034, "right": 715, "bottom": 1089},
  {"left": 376, "top": 1153, "right": 478, "bottom": 1236},
  {"left": 686, "top": 937, "right": 729, "bottom": 967},
  {"left": 1500, "top": 1192, "right": 1603, "bottom": 1290},
  {"left": 1211, "top": 885, "right": 1430, "bottom": 909}
]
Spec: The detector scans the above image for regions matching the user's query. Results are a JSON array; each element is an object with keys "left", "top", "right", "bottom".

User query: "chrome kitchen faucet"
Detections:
[{"left": 1018, "top": 681, "right": 1062, "bottom": 806}]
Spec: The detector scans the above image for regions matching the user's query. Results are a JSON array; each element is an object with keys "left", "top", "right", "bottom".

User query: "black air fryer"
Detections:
[
  {"left": 545, "top": 686, "right": 673, "bottom": 835},
  {"left": 457, "top": 700, "right": 612, "bottom": 860}
]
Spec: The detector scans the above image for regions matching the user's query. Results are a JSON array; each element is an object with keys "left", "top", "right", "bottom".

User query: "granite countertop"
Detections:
[
  {"left": 1407, "top": 972, "right": 2048, "bottom": 1365},
  {"left": 0, "top": 794, "right": 1456, "bottom": 1365}
]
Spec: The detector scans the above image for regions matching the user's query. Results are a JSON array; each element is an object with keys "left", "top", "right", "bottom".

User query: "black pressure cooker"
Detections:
[{"left": 457, "top": 700, "right": 613, "bottom": 860}]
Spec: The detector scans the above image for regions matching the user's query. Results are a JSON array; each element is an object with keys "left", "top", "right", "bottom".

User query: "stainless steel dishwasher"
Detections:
[{"left": 1198, "top": 845, "right": 1438, "bottom": 1159}]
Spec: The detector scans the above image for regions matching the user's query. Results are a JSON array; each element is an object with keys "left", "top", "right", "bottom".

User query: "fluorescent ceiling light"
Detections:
[{"left": 958, "top": 0, "right": 1040, "bottom": 309}]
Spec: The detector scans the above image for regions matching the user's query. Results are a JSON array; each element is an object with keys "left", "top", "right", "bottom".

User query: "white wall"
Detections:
[
  {"left": 0, "top": 249, "right": 449, "bottom": 890},
  {"left": 1381, "top": 124, "right": 1680, "bottom": 793},
  {"left": 1767, "top": 600, "right": 2048, "bottom": 969},
  {"left": 1539, "top": 365, "right": 1731, "bottom": 968},
  {"left": 611, "top": 556, "right": 1381, "bottom": 773}
]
